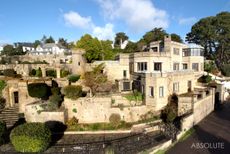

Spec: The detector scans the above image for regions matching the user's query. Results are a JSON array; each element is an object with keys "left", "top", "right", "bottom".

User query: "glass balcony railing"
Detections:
[{"left": 182, "top": 48, "right": 204, "bottom": 57}]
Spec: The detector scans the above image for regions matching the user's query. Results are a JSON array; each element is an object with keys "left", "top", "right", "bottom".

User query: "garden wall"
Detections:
[
  {"left": 25, "top": 102, "right": 67, "bottom": 123},
  {"left": 181, "top": 90, "right": 215, "bottom": 131},
  {"left": 64, "top": 97, "right": 152, "bottom": 123}
]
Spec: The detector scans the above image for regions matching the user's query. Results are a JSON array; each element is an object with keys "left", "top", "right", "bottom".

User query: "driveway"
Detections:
[{"left": 167, "top": 102, "right": 230, "bottom": 154}]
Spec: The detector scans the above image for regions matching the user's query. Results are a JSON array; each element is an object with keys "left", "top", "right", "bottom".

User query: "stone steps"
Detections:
[{"left": 0, "top": 105, "right": 19, "bottom": 127}]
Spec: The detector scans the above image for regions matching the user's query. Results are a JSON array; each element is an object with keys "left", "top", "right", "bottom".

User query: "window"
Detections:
[
  {"left": 123, "top": 70, "right": 127, "bottom": 78},
  {"left": 149, "top": 87, "right": 154, "bottom": 97},
  {"left": 137, "top": 62, "right": 147, "bottom": 71},
  {"left": 123, "top": 82, "right": 130, "bottom": 91},
  {"left": 173, "top": 48, "right": 180, "bottom": 55},
  {"left": 183, "top": 63, "right": 188, "bottom": 70},
  {"left": 151, "top": 47, "right": 158, "bottom": 52},
  {"left": 173, "top": 63, "right": 179, "bottom": 70},
  {"left": 78, "top": 62, "right": 81, "bottom": 66},
  {"left": 154, "top": 62, "right": 162, "bottom": 71},
  {"left": 159, "top": 86, "right": 164, "bottom": 97},
  {"left": 192, "top": 63, "right": 199, "bottom": 71},
  {"left": 173, "top": 82, "right": 179, "bottom": 93}
]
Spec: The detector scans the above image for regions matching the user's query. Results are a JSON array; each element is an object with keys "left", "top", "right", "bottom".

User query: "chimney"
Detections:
[{"left": 164, "top": 35, "right": 171, "bottom": 52}]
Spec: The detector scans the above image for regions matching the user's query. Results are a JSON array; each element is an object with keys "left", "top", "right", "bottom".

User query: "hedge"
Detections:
[
  {"left": 46, "top": 70, "right": 57, "bottom": 78},
  {"left": 61, "top": 85, "right": 83, "bottom": 100},
  {"left": 109, "top": 113, "right": 121, "bottom": 127},
  {"left": 3, "top": 69, "right": 16, "bottom": 77},
  {"left": 0, "top": 121, "right": 6, "bottom": 145},
  {"left": 28, "top": 83, "right": 50, "bottom": 100},
  {"left": 10, "top": 123, "right": 51, "bottom": 153},
  {"left": 67, "top": 74, "right": 80, "bottom": 83},
  {"left": 221, "top": 64, "right": 230, "bottom": 77}
]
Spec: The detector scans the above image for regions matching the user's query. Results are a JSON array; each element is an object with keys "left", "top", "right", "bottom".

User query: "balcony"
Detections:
[{"left": 182, "top": 48, "right": 204, "bottom": 57}]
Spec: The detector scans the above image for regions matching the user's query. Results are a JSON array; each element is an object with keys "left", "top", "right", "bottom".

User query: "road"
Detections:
[{"left": 167, "top": 102, "right": 230, "bottom": 154}]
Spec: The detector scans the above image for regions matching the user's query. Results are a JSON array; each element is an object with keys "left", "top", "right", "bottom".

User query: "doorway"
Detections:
[{"left": 13, "top": 91, "right": 19, "bottom": 104}]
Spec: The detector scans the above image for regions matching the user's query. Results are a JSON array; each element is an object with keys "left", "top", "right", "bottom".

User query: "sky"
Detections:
[{"left": 0, "top": 0, "right": 229, "bottom": 44}]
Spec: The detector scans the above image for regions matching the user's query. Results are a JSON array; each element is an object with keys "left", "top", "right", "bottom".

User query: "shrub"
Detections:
[
  {"left": 72, "top": 108, "right": 77, "bottom": 113},
  {"left": 66, "top": 117, "right": 78, "bottom": 126},
  {"left": 10, "top": 123, "right": 51, "bottom": 153},
  {"left": 198, "top": 75, "right": 212, "bottom": 83},
  {"left": 0, "top": 121, "right": 6, "bottom": 145},
  {"left": 0, "top": 80, "right": 6, "bottom": 96},
  {"left": 61, "top": 85, "right": 83, "bottom": 100},
  {"left": 28, "top": 83, "right": 50, "bottom": 100},
  {"left": 221, "top": 64, "right": 230, "bottom": 77},
  {"left": 35, "top": 68, "right": 42, "bottom": 77},
  {"left": 3, "top": 69, "right": 16, "bottom": 77},
  {"left": 60, "top": 69, "right": 70, "bottom": 78},
  {"left": 68, "top": 74, "right": 80, "bottom": 83},
  {"left": 0, "top": 97, "right": 6, "bottom": 112},
  {"left": 51, "top": 87, "right": 61, "bottom": 95},
  {"left": 29, "top": 69, "right": 37, "bottom": 76},
  {"left": 46, "top": 69, "right": 57, "bottom": 78},
  {"left": 47, "top": 95, "right": 62, "bottom": 110},
  {"left": 109, "top": 113, "right": 121, "bottom": 127}
]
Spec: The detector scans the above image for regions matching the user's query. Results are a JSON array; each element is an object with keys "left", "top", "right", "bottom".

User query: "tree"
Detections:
[
  {"left": 84, "top": 63, "right": 113, "bottom": 95},
  {"left": 45, "top": 36, "right": 55, "bottom": 43},
  {"left": 186, "top": 12, "right": 230, "bottom": 67},
  {"left": 114, "top": 32, "right": 129, "bottom": 48},
  {"left": 75, "top": 34, "right": 102, "bottom": 62},
  {"left": 2, "top": 45, "right": 15, "bottom": 56},
  {"left": 124, "top": 41, "right": 138, "bottom": 53},
  {"left": 142, "top": 28, "right": 167, "bottom": 44},
  {"left": 61, "top": 85, "right": 84, "bottom": 100},
  {"left": 58, "top": 38, "right": 69, "bottom": 48},
  {"left": 34, "top": 40, "right": 41, "bottom": 48},
  {"left": 171, "top": 33, "right": 183, "bottom": 43}
]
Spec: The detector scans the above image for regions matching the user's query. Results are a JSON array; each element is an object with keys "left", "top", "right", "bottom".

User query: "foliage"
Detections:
[
  {"left": 1, "top": 45, "right": 26, "bottom": 56},
  {"left": 0, "top": 80, "right": 6, "bottom": 96},
  {"left": 0, "top": 97, "right": 6, "bottom": 112},
  {"left": 186, "top": 12, "right": 230, "bottom": 67},
  {"left": 198, "top": 75, "right": 212, "bottom": 83},
  {"left": 171, "top": 33, "right": 183, "bottom": 43},
  {"left": 204, "top": 61, "right": 217, "bottom": 73},
  {"left": 46, "top": 69, "right": 57, "bottom": 78},
  {"left": 60, "top": 69, "right": 70, "bottom": 78},
  {"left": 66, "top": 121, "right": 132, "bottom": 131},
  {"left": 28, "top": 83, "right": 50, "bottom": 100},
  {"left": 75, "top": 34, "right": 116, "bottom": 62},
  {"left": 84, "top": 63, "right": 113, "bottom": 95},
  {"left": 61, "top": 85, "right": 83, "bottom": 100},
  {"left": 29, "top": 69, "right": 37, "bottom": 76},
  {"left": 0, "top": 121, "right": 6, "bottom": 145},
  {"left": 47, "top": 95, "right": 63, "bottom": 110},
  {"left": 220, "top": 64, "right": 230, "bottom": 77},
  {"left": 35, "top": 68, "right": 42, "bottom": 77},
  {"left": 34, "top": 40, "right": 41, "bottom": 48},
  {"left": 139, "top": 111, "right": 160, "bottom": 123},
  {"left": 3, "top": 69, "right": 16, "bottom": 77},
  {"left": 10, "top": 123, "right": 51, "bottom": 153},
  {"left": 124, "top": 91, "right": 143, "bottom": 101},
  {"left": 161, "top": 94, "right": 178, "bottom": 123},
  {"left": 66, "top": 117, "right": 79, "bottom": 127},
  {"left": 51, "top": 87, "right": 61, "bottom": 95},
  {"left": 72, "top": 108, "right": 77, "bottom": 113},
  {"left": 114, "top": 32, "right": 129, "bottom": 48},
  {"left": 67, "top": 74, "right": 80, "bottom": 83},
  {"left": 109, "top": 113, "right": 121, "bottom": 127},
  {"left": 58, "top": 38, "right": 69, "bottom": 49},
  {"left": 45, "top": 36, "right": 55, "bottom": 43}
]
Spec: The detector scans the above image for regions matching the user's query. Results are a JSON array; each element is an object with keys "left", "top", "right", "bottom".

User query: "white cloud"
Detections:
[
  {"left": 97, "top": 0, "right": 169, "bottom": 32},
  {"left": 63, "top": 11, "right": 93, "bottom": 29},
  {"left": 63, "top": 11, "right": 115, "bottom": 40},
  {"left": 92, "top": 23, "right": 115, "bottom": 40},
  {"left": 179, "top": 17, "right": 196, "bottom": 25}
]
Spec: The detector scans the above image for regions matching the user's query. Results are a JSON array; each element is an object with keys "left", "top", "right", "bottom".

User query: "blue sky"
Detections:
[{"left": 0, "top": 0, "right": 229, "bottom": 44}]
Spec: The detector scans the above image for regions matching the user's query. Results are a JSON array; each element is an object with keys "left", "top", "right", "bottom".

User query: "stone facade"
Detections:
[{"left": 63, "top": 97, "right": 152, "bottom": 123}]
